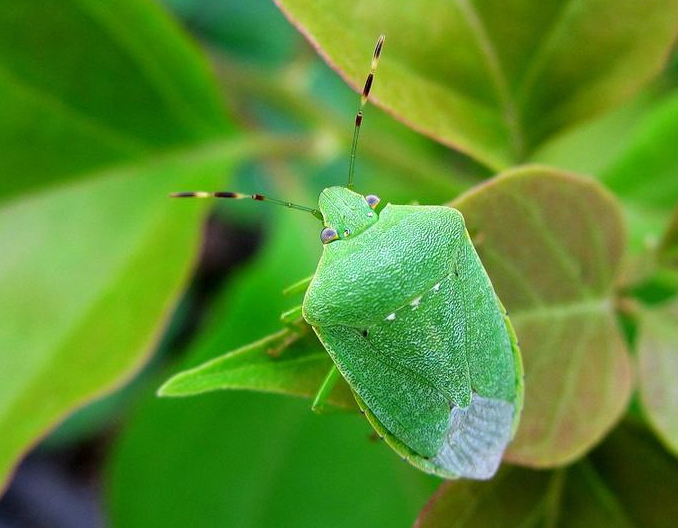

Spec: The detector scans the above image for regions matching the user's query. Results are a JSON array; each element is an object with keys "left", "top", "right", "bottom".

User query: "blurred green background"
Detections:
[{"left": 1, "top": 0, "right": 678, "bottom": 527}]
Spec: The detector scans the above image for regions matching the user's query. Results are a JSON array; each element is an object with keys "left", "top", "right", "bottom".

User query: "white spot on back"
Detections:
[
  {"left": 433, "top": 283, "right": 441, "bottom": 292},
  {"left": 410, "top": 296, "right": 422, "bottom": 309},
  {"left": 385, "top": 312, "right": 396, "bottom": 321}
]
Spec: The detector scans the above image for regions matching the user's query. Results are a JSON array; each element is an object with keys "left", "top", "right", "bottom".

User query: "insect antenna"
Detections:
[
  {"left": 347, "top": 34, "right": 385, "bottom": 190},
  {"left": 170, "top": 191, "right": 323, "bottom": 220}
]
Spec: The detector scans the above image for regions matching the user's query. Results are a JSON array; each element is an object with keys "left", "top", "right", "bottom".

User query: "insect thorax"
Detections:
[{"left": 303, "top": 204, "right": 466, "bottom": 327}]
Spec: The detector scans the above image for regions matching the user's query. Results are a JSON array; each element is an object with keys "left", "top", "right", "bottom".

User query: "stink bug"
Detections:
[{"left": 172, "top": 36, "right": 523, "bottom": 480}]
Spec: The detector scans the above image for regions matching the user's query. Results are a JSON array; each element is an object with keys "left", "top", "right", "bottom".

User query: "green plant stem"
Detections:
[{"left": 543, "top": 468, "right": 566, "bottom": 528}]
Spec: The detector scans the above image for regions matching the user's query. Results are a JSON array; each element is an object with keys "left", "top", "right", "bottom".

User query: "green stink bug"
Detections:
[{"left": 172, "top": 36, "right": 523, "bottom": 480}]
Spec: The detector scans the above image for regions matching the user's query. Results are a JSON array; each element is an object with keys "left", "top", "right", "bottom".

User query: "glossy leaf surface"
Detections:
[
  {"left": 0, "top": 0, "right": 237, "bottom": 490},
  {"left": 159, "top": 329, "right": 355, "bottom": 409},
  {"left": 274, "top": 0, "right": 678, "bottom": 168}
]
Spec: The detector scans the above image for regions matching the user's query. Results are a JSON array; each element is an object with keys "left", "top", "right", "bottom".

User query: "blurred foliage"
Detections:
[
  {"left": 660, "top": 205, "right": 678, "bottom": 266},
  {"left": 415, "top": 424, "right": 678, "bottom": 528},
  {"left": 0, "top": 0, "right": 677, "bottom": 526},
  {"left": 0, "top": 0, "right": 244, "bottom": 492},
  {"left": 275, "top": 0, "right": 678, "bottom": 169},
  {"left": 638, "top": 300, "right": 678, "bottom": 455}
]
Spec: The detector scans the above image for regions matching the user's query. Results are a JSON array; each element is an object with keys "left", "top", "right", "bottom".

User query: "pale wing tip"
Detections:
[{"left": 433, "top": 393, "right": 515, "bottom": 480}]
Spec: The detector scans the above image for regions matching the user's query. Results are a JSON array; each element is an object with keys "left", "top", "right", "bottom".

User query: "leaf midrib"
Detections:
[
  {"left": 167, "top": 353, "right": 330, "bottom": 395},
  {"left": 534, "top": 316, "right": 597, "bottom": 453},
  {"left": 517, "top": 0, "right": 583, "bottom": 104},
  {"left": 455, "top": 0, "right": 525, "bottom": 160},
  {"left": 510, "top": 297, "right": 613, "bottom": 324}
]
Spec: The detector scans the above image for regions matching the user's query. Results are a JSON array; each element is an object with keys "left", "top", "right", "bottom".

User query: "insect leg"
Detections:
[
  {"left": 311, "top": 365, "right": 341, "bottom": 414},
  {"left": 280, "top": 305, "right": 303, "bottom": 324},
  {"left": 266, "top": 328, "right": 305, "bottom": 358},
  {"left": 266, "top": 315, "right": 308, "bottom": 358},
  {"left": 282, "top": 275, "right": 313, "bottom": 296}
]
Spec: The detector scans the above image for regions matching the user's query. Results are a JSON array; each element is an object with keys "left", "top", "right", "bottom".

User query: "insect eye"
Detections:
[
  {"left": 365, "top": 194, "right": 381, "bottom": 209},
  {"left": 320, "top": 227, "right": 339, "bottom": 244}
]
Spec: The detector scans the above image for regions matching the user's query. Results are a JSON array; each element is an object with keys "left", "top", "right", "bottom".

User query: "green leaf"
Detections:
[
  {"left": 600, "top": 92, "right": 678, "bottom": 250},
  {"left": 0, "top": 0, "right": 240, "bottom": 491},
  {"left": 626, "top": 267, "right": 678, "bottom": 306},
  {"left": 534, "top": 90, "right": 678, "bottom": 251},
  {"left": 452, "top": 166, "right": 632, "bottom": 467},
  {"left": 106, "top": 209, "right": 438, "bottom": 527},
  {"left": 601, "top": 93, "right": 678, "bottom": 215},
  {"left": 109, "top": 392, "right": 438, "bottom": 528},
  {"left": 627, "top": 201, "right": 678, "bottom": 303},
  {"left": 163, "top": 0, "right": 300, "bottom": 66},
  {"left": 0, "top": 0, "right": 231, "bottom": 201},
  {"left": 0, "top": 142, "right": 253, "bottom": 491},
  {"left": 531, "top": 89, "right": 659, "bottom": 178},
  {"left": 659, "top": 204, "right": 678, "bottom": 266},
  {"left": 157, "top": 205, "right": 328, "bottom": 385},
  {"left": 415, "top": 425, "right": 678, "bottom": 528},
  {"left": 155, "top": 196, "right": 358, "bottom": 409},
  {"left": 622, "top": 203, "right": 678, "bottom": 304},
  {"left": 638, "top": 300, "right": 678, "bottom": 456},
  {"left": 273, "top": 0, "right": 678, "bottom": 168},
  {"left": 158, "top": 329, "right": 355, "bottom": 409}
]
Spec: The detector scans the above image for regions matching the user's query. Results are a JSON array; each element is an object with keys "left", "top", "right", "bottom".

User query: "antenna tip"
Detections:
[{"left": 375, "top": 35, "right": 385, "bottom": 56}]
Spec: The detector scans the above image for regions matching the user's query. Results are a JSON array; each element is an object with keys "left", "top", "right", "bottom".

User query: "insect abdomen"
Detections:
[{"left": 308, "top": 205, "right": 521, "bottom": 479}]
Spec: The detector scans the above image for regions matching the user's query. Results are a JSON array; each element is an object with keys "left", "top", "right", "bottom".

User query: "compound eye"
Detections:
[
  {"left": 365, "top": 194, "right": 381, "bottom": 209},
  {"left": 320, "top": 227, "right": 339, "bottom": 244}
]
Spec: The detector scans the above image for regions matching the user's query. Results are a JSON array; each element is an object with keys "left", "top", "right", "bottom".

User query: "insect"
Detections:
[{"left": 172, "top": 36, "right": 523, "bottom": 480}]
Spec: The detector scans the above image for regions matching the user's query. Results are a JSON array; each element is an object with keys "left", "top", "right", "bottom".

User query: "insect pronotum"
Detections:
[{"left": 172, "top": 35, "right": 524, "bottom": 480}]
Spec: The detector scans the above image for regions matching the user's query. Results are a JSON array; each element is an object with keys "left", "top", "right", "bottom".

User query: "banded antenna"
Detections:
[
  {"left": 170, "top": 35, "right": 385, "bottom": 215},
  {"left": 170, "top": 191, "right": 322, "bottom": 220},
  {"left": 348, "top": 34, "right": 385, "bottom": 190}
]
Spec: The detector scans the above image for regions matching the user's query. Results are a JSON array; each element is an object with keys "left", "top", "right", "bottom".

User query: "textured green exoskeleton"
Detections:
[
  {"left": 303, "top": 187, "right": 523, "bottom": 479},
  {"left": 171, "top": 35, "right": 523, "bottom": 480}
]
